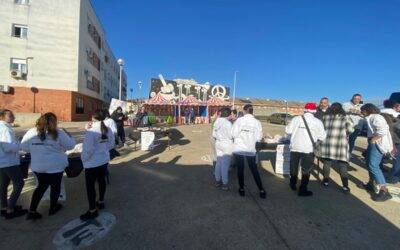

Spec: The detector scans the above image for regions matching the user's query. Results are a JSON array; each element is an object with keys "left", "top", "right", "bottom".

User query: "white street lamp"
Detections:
[
  {"left": 138, "top": 80, "right": 142, "bottom": 100},
  {"left": 117, "top": 58, "right": 125, "bottom": 100},
  {"left": 232, "top": 71, "right": 238, "bottom": 109}
]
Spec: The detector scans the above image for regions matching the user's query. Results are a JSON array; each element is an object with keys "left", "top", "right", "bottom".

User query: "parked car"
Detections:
[{"left": 266, "top": 113, "right": 293, "bottom": 125}]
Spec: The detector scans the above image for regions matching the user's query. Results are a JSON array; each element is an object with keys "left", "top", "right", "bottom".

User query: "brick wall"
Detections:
[{"left": 0, "top": 86, "right": 105, "bottom": 121}]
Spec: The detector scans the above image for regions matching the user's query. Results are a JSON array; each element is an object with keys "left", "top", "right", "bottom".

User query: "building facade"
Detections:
[{"left": 0, "top": 0, "right": 127, "bottom": 121}]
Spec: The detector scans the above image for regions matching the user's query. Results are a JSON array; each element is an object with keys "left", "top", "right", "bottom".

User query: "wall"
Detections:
[
  {"left": 13, "top": 112, "right": 41, "bottom": 127},
  {"left": 0, "top": 0, "right": 81, "bottom": 91}
]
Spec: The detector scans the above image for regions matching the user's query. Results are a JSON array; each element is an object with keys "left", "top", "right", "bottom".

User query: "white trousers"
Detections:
[{"left": 215, "top": 155, "right": 232, "bottom": 185}]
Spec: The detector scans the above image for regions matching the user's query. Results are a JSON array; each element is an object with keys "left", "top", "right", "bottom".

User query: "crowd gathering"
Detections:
[
  {"left": 0, "top": 93, "right": 399, "bottom": 223},
  {"left": 0, "top": 108, "right": 125, "bottom": 221},
  {"left": 211, "top": 93, "right": 400, "bottom": 202}
]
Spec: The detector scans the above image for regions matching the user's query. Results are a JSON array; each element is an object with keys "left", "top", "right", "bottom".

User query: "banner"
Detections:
[
  {"left": 141, "top": 131, "right": 155, "bottom": 151},
  {"left": 109, "top": 98, "right": 128, "bottom": 115},
  {"left": 275, "top": 144, "right": 290, "bottom": 175}
]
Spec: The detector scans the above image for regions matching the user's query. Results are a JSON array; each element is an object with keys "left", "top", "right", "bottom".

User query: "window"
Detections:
[
  {"left": 12, "top": 24, "right": 28, "bottom": 38},
  {"left": 87, "top": 76, "right": 100, "bottom": 93},
  {"left": 15, "top": 0, "right": 30, "bottom": 4},
  {"left": 88, "top": 23, "right": 101, "bottom": 49},
  {"left": 75, "top": 97, "right": 84, "bottom": 114},
  {"left": 10, "top": 58, "right": 27, "bottom": 73},
  {"left": 87, "top": 48, "right": 100, "bottom": 71}
]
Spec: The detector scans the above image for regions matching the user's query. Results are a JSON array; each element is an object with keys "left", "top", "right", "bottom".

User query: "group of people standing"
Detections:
[
  {"left": 212, "top": 93, "right": 399, "bottom": 202},
  {"left": 183, "top": 107, "right": 197, "bottom": 125},
  {"left": 0, "top": 108, "right": 118, "bottom": 220}
]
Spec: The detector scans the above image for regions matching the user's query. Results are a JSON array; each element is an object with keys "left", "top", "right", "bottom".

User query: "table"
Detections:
[
  {"left": 255, "top": 141, "right": 290, "bottom": 168},
  {"left": 128, "top": 128, "right": 172, "bottom": 150}
]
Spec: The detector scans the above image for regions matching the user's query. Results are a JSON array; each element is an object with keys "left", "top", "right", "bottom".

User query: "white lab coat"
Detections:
[
  {"left": 365, "top": 114, "right": 393, "bottom": 154},
  {"left": 231, "top": 114, "right": 263, "bottom": 156},
  {"left": 285, "top": 113, "right": 326, "bottom": 154},
  {"left": 21, "top": 128, "right": 76, "bottom": 173},
  {"left": 212, "top": 118, "right": 233, "bottom": 156},
  {"left": 0, "top": 121, "right": 20, "bottom": 168},
  {"left": 104, "top": 117, "right": 118, "bottom": 135},
  {"left": 81, "top": 121, "right": 115, "bottom": 168}
]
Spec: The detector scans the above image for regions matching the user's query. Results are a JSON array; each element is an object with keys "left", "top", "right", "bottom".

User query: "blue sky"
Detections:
[{"left": 92, "top": 0, "right": 400, "bottom": 103}]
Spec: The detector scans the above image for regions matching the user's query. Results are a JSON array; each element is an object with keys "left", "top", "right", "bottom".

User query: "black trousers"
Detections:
[
  {"left": 290, "top": 152, "right": 314, "bottom": 177},
  {"left": 234, "top": 154, "right": 264, "bottom": 190},
  {"left": 0, "top": 166, "right": 24, "bottom": 210},
  {"left": 30, "top": 172, "right": 63, "bottom": 211},
  {"left": 116, "top": 125, "right": 125, "bottom": 144},
  {"left": 85, "top": 164, "right": 108, "bottom": 210}
]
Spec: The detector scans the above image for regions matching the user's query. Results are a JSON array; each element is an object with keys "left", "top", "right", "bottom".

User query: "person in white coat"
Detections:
[
  {"left": 80, "top": 110, "right": 115, "bottom": 221},
  {"left": 361, "top": 104, "right": 393, "bottom": 202},
  {"left": 0, "top": 109, "right": 27, "bottom": 219},
  {"left": 21, "top": 113, "right": 76, "bottom": 220},
  {"left": 212, "top": 107, "right": 233, "bottom": 190},
  {"left": 285, "top": 103, "right": 326, "bottom": 196},
  {"left": 231, "top": 105, "right": 266, "bottom": 198}
]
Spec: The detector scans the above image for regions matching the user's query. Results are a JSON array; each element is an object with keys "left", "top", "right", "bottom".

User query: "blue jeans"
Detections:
[
  {"left": 388, "top": 144, "right": 400, "bottom": 182},
  {"left": 348, "top": 128, "right": 360, "bottom": 155},
  {"left": 366, "top": 143, "right": 386, "bottom": 185}
]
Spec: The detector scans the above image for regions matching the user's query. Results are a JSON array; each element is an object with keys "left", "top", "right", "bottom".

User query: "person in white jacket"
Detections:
[
  {"left": 231, "top": 105, "right": 266, "bottom": 198},
  {"left": 212, "top": 107, "right": 233, "bottom": 190},
  {"left": 80, "top": 110, "right": 115, "bottom": 221},
  {"left": 361, "top": 104, "right": 393, "bottom": 202},
  {"left": 343, "top": 93, "right": 365, "bottom": 156},
  {"left": 21, "top": 113, "right": 76, "bottom": 220},
  {"left": 285, "top": 103, "right": 326, "bottom": 196},
  {"left": 0, "top": 109, "right": 27, "bottom": 219}
]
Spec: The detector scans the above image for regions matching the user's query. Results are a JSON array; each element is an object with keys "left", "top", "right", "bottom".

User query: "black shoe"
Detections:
[
  {"left": 322, "top": 178, "right": 329, "bottom": 187},
  {"left": 96, "top": 202, "right": 105, "bottom": 210},
  {"left": 362, "top": 182, "right": 375, "bottom": 192},
  {"left": 1, "top": 205, "right": 23, "bottom": 217},
  {"left": 80, "top": 210, "right": 98, "bottom": 221},
  {"left": 238, "top": 188, "right": 245, "bottom": 197},
  {"left": 26, "top": 212, "right": 42, "bottom": 221},
  {"left": 341, "top": 187, "right": 351, "bottom": 194},
  {"left": 259, "top": 190, "right": 267, "bottom": 199},
  {"left": 290, "top": 177, "right": 297, "bottom": 191},
  {"left": 49, "top": 204, "right": 63, "bottom": 216},
  {"left": 372, "top": 190, "right": 392, "bottom": 202},
  {"left": 5, "top": 209, "right": 28, "bottom": 219},
  {"left": 298, "top": 189, "right": 313, "bottom": 197}
]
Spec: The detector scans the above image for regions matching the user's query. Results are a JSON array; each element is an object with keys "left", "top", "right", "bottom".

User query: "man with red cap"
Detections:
[{"left": 285, "top": 103, "right": 326, "bottom": 196}]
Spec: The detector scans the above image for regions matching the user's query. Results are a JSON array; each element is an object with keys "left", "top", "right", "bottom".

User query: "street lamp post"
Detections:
[
  {"left": 117, "top": 58, "right": 125, "bottom": 100},
  {"left": 138, "top": 80, "right": 142, "bottom": 101},
  {"left": 232, "top": 71, "right": 238, "bottom": 109},
  {"left": 284, "top": 100, "right": 289, "bottom": 125}
]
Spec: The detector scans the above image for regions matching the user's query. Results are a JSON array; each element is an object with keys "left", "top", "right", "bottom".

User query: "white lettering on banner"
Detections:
[
  {"left": 109, "top": 98, "right": 127, "bottom": 114},
  {"left": 53, "top": 212, "right": 116, "bottom": 250}
]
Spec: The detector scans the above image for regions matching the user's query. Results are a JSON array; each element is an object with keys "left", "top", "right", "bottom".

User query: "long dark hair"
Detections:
[
  {"left": 325, "top": 102, "right": 346, "bottom": 116},
  {"left": 361, "top": 103, "right": 380, "bottom": 116},
  {"left": 36, "top": 112, "right": 58, "bottom": 141},
  {"left": 93, "top": 109, "right": 108, "bottom": 140}
]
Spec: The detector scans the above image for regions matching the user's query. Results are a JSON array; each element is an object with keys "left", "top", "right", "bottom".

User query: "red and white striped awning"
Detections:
[
  {"left": 145, "top": 92, "right": 176, "bottom": 105},
  {"left": 180, "top": 96, "right": 204, "bottom": 106},
  {"left": 207, "top": 96, "right": 231, "bottom": 107}
]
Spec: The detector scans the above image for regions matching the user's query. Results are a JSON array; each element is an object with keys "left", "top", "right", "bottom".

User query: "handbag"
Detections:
[
  {"left": 19, "top": 153, "right": 30, "bottom": 179},
  {"left": 301, "top": 115, "right": 322, "bottom": 158},
  {"left": 109, "top": 148, "right": 120, "bottom": 160},
  {"left": 65, "top": 155, "right": 83, "bottom": 178}
]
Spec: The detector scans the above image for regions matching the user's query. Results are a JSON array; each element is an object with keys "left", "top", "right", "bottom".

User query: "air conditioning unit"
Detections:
[
  {"left": 0, "top": 85, "right": 10, "bottom": 93},
  {"left": 10, "top": 70, "right": 23, "bottom": 78}
]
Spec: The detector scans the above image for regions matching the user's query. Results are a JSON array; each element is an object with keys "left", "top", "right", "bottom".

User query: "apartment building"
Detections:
[{"left": 0, "top": 0, "right": 127, "bottom": 121}]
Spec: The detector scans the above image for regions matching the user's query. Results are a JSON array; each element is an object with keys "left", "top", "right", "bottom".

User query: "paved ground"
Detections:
[{"left": 2, "top": 123, "right": 400, "bottom": 250}]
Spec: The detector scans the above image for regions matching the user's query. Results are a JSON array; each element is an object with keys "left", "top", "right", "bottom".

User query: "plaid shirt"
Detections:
[{"left": 319, "top": 115, "right": 354, "bottom": 162}]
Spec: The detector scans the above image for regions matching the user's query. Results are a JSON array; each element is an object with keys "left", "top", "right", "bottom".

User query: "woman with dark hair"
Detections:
[
  {"left": 361, "top": 103, "right": 393, "bottom": 201},
  {"left": 80, "top": 109, "right": 115, "bottom": 220},
  {"left": 111, "top": 107, "right": 127, "bottom": 147},
  {"left": 0, "top": 109, "right": 27, "bottom": 219},
  {"left": 212, "top": 107, "right": 233, "bottom": 190},
  {"left": 21, "top": 113, "right": 76, "bottom": 220},
  {"left": 319, "top": 103, "right": 354, "bottom": 193}
]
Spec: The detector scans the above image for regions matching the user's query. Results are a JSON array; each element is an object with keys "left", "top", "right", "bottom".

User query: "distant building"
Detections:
[
  {"left": 0, "top": 0, "right": 127, "bottom": 121},
  {"left": 232, "top": 98, "right": 305, "bottom": 116}
]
